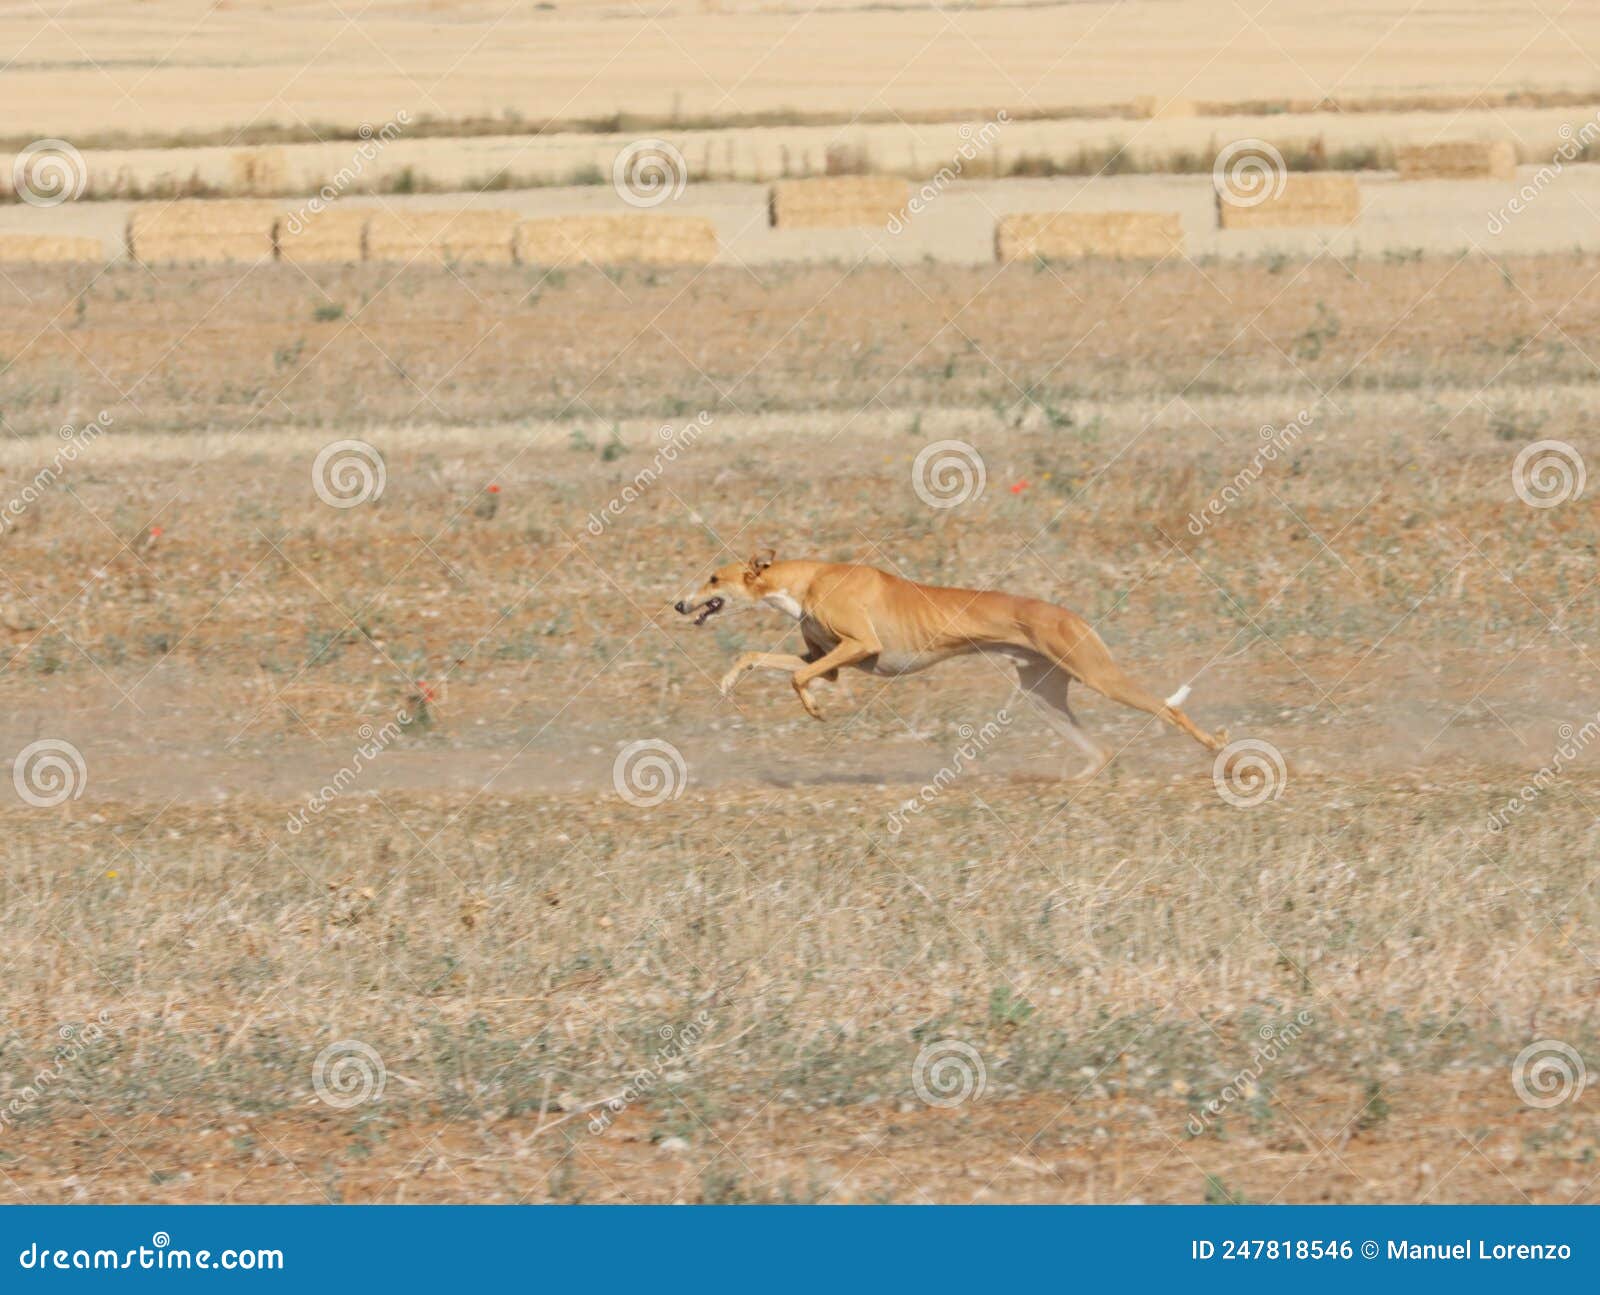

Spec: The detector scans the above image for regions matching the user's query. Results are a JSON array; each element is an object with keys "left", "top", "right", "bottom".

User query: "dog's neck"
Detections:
[{"left": 757, "top": 560, "right": 818, "bottom": 621}]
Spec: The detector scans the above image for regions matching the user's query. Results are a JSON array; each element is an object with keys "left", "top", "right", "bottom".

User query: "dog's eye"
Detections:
[{"left": 709, "top": 576, "right": 719, "bottom": 585}]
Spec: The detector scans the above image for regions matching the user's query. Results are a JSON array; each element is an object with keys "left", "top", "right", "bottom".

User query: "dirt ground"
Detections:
[{"left": 0, "top": 247, "right": 1596, "bottom": 1203}]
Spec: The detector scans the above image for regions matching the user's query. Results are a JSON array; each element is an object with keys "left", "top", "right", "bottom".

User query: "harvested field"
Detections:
[
  {"left": 0, "top": 245, "right": 1596, "bottom": 1203},
  {"left": 1, "top": 0, "right": 1595, "bottom": 1217},
  {"left": 4, "top": 254, "right": 1598, "bottom": 433},
  {"left": 994, "top": 211, "right": 1184, "bottom": 261},
  {"left": 4, "top": 1, "right": 1600, "bottom": 140}
]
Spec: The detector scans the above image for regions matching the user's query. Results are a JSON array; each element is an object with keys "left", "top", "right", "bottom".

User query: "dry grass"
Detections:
[
  {"left": 0, "top": 249, "right": 1595, "bottom": 1203},
  {"left": 2, "top": 254, "right": 1597, "bottom": 433},
  {"left": 1, "top": 774, "right": 1595, "bottom": 1203}
]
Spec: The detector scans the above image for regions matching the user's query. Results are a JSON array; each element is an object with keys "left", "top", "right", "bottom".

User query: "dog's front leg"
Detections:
[
  {"left": 790, "top": 638, "right": 876, "bottom": 719},
  {"left": 719, "top": 651, "right": 809, "bottom": 696}
]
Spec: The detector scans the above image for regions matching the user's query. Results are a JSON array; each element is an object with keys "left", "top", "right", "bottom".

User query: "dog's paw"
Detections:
[{"left": 718, "top": 670, "right": 740, "bottom": 697}]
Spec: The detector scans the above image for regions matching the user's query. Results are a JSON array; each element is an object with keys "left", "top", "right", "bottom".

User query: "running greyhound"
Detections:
[{"left": 674, "top": 551, "right": 1227, "bottom": 780}]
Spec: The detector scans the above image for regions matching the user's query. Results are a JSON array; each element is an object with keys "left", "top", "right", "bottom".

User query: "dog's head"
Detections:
[{"left": 674, "top": 550, "right": 776, "bottom": 626}]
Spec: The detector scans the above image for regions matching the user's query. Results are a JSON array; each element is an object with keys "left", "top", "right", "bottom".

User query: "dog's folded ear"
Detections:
[{"left": 747, "top": 548, "right": 776, "bottom": 575}]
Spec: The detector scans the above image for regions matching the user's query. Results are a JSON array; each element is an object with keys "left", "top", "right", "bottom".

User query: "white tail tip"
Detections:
[{"left": 1165, "top": 683, "right": 1192, "bottom": 707}]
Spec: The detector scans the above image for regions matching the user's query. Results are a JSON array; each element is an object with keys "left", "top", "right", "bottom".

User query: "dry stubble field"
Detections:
[{"left": 0, "top": 252, "right": 1596, "bottom": 1203}]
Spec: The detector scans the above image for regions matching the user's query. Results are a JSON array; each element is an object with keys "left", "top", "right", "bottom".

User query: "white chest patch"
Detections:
[{"left": 763, "top": 589, "right": 804, "bottom": 620}]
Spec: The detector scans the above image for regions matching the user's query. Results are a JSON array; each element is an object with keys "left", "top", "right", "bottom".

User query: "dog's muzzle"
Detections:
[{"left": 675, "top": 596, "right": 724, "bottom": 626}]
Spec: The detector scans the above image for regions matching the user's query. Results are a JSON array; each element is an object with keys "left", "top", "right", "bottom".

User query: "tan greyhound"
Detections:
[{"left": 674, "top": 551, "right": 1227, "bottom": 780}]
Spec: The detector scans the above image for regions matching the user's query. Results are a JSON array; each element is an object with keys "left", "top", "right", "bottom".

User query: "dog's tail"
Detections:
[{"left": 1164, "top": 682, "right": 1192, "bottom": 708}]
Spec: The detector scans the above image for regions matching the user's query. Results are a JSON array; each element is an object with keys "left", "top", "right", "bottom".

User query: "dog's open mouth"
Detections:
[{"left": 691, "top": 596, "right": 725, "bottom": 626}]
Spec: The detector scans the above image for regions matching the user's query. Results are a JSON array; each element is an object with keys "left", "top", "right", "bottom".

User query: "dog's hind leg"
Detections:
[
  {"left": 1048, "top": 621, "right": 1226, "bottom": 754},
  {"left": 1077, "top": 665, "right": 1226, "bottom": 754},
  {"left": 1014, "top": 657, "right": 1111, "bottom": 782}
]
